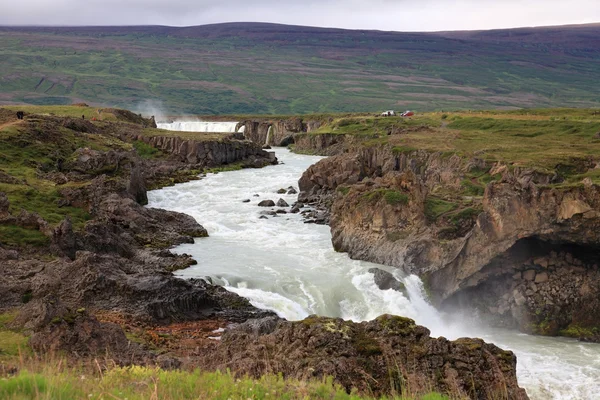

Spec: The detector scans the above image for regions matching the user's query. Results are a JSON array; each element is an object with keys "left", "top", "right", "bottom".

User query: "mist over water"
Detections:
[{"left": 147, "top": 142, "right": 600, "bottom": 399}]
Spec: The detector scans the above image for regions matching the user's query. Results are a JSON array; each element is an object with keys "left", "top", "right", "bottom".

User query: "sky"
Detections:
[{"left": 0, "top": 0, "right": 599, "bottom": 32}]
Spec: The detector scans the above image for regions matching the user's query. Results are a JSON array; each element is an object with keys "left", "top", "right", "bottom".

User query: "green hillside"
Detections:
[{"left": 0, "top": 23, "right": 599, "bottom": 114}]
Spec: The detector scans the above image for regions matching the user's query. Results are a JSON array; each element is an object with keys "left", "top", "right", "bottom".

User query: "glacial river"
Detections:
[{"left": 148, "top": 146, "right": 600, "bottom": 400}]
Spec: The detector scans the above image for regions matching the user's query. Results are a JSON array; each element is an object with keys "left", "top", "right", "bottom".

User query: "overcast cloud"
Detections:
[{"left": 0, "top": 0, "right": 598, "bottom": 31}]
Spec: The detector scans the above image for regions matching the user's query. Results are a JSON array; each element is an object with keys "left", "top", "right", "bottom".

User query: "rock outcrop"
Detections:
[
  {"left": 298, "top": 145, "right": 600, "bottom": 341},
  {"left": 236, "top": 117, "right": 323, "bottom": 147},
  {"left": 115, "top": 130, "right": 276, "bottom": 168},
  {"left": 205, "top": 315, "right": 528, "bottom": 399}
]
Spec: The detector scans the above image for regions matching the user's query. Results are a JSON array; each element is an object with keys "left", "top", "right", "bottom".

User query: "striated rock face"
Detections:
[
  {"left": 236, "top": 117, "right": 322, "bottom": 147},
  {"left": 205, "top": 315, "right": 528, "bottom": 399},
  {"left": 116, "top": 131, "right": 276, "bottom": 167},
  {"left": 293, "top": 133, "right": 348, "bottom": 155},
  {"left": 298, "top": 145, "right": 600, "bottom": 340}
]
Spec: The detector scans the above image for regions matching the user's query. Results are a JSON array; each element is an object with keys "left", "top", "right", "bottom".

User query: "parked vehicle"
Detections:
[
  {"left": 381, "top": 110, "right": 396, "bottom": 116},
  {"left": 401, "top": 110, "right": 414, "bottom": 117}
]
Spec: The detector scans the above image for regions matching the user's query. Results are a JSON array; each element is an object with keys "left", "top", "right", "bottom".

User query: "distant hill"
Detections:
[{"left": 0, "top": 22, "right": 599, "bottom": 114}]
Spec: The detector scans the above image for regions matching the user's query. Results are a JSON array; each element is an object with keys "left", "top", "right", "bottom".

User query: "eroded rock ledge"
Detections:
[
  {"left": 205, "top": 315, "right": 528, "bottom": 399},
  {"left": 298, "top": 145, "right": 600, "bottom": 341}
]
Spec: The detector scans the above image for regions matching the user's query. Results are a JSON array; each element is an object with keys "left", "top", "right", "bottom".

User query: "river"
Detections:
[{"left": 147, "top": 146, "right": 600, "bottom": 400}]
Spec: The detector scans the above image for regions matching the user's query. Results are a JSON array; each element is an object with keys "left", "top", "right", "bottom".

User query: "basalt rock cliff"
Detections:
[
  {"left": 236, "top": 117, "right": 323, "bottom": 147},
  {"left": 299, "top": 143, "right": 600, "bottom": 342}
]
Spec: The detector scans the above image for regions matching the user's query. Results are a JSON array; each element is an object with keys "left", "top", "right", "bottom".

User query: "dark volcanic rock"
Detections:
[
  {"left": 62, "top": 118, "right": 99, "bottom": 134},
  {"left": 276, "top": 198, "right": 289, "bottom": 207},
  {"left": 29, "top": 308, "right": 150, "bottom": 365},
  {"left": 369, "top": 268, "right": 407, "bottom": 296},
  {"left": 205, "top": 315, "right": 528, "bottom": 399},
  {"left": 127, "top": 163, "right": 148, "bottom": 205},
  {"left": 258, "top": 200, "right": 275, "bottom": 207}
]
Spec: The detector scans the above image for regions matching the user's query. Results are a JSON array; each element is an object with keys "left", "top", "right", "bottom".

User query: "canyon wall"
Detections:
[
  {"left": 298, "top": 144, "right": 600, "bottom": 341},
  {"left": 236, "top": 117, "right": 323, "bottom": 147}
]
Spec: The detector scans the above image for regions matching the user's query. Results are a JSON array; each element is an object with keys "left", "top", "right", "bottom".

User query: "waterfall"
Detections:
[
  {"left": 265, "top": 125, "right": 273, "bottom": 146},
  {"left": 157, "top": 121, "right": 239, "bottom": 133}
]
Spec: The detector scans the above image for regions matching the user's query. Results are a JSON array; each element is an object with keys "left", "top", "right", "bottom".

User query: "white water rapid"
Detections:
[
  {"left": 147, "top": 146, "right": 600, "bottom": 400},
  {"left": 157, "top": 121, "right": 242, "bottom": 133}
]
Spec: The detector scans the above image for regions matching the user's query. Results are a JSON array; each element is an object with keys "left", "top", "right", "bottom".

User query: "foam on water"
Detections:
[
  {"left": 147, "top": 146, "right": 600, "bottom": 399},
  {"left": 157, "top": 121, "right": 241, "bottom": 133}
]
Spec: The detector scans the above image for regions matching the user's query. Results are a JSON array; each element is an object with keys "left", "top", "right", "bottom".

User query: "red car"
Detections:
[{"left": 401, "top": 111, "right": 414, "bottom": 117}]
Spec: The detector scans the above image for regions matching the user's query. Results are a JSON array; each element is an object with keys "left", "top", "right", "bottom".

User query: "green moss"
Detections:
[
  {"left": 392, "top": 145, "right": 418, "bottom": 155},
  {"left": 0, "top": 312, "right": 29, "bottom": 359},
  {"left": 204, "top": 163, "right": 244, "bottom": 173},
  {"left": 0, "top": 225, "right": 50, "bottom": 247},
  {"left": 424, "top": 197, "right": 458, "bottom": 222},
  {"left": 384, "top": 190, "right": 409, "bottom": 206},
  {"left": 386, "top": 230, "right": 409, "bottom": 242},
  {"left": 133, "top": 140, "right": 161, "bottom": 159},
  {"left": 337, "top": 186, "right": 351, "bottom": 196},
  {"left": 362, "top": 188, "right": 408, "bottom": 206},
  {"left": 21, "top": 290, "right": 33, "bottom": 304},
  {"left": 559, "top": 325, "right": 599, "bottom": 338},
  {"left": 376, "top": 314, "right": 416, "bottom": 336},
  {"left": 449, "top": 207, "right": 481, "bottom": 226},
  {"left": 460, "top": 179, "right": 485, "bottom": 196}
]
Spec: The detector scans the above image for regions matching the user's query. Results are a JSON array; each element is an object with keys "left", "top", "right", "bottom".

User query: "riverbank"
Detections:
[
  {"left": 0, "top": 107, "right": 529, "bottom": 399},
  {"left": 150, "top": 146, "right": 599, "bottom": 399},
  {"left": 293, "top": 109, "right": 600, "bottom": 343}
]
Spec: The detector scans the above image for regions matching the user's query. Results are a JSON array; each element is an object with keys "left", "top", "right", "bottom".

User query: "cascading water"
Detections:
[
  {"left": 147, "top": 146, "right": 600, "bottom": 400},
  {"left": 157, "top": 120, "right": 243, "bottom": 133},
  {"left": 265, "top": 125, "right": 273, "bottom": 146}
]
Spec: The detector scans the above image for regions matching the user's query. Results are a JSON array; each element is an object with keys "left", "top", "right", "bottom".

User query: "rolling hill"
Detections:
[{"left": 0, "top": 22, "right": 599, "bottom": 114}]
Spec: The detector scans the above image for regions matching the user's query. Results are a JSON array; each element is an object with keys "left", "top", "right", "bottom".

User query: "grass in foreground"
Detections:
[
  {"left": 0, "top": 366, "right": 449, "bottom": 400},
  {"left": 0, "top": 312, "right": 450, "bottom": 400}
]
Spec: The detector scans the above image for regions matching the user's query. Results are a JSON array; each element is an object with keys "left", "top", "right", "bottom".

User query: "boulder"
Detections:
[
  {"left": 276, "top": 198, "right": 289, "bottom": 207},
  {"left": 533, "top": 257, "right": 549, "bottom": 268},
  {"left": 369, "top": 268, "right": 407, "bottom": 296},
  {"left": 535, "top": 272, "right": 549, "bottom": 284},
  {"left": 287, "top": 187, "right": 298, "bottom": 195},
  {"left": 260, "top": 211, "right": 278, "bottom": 216},
  {"left": 523, "top": 270, "right": 536, "bottom": 281},
  {"left": 258, "top": 200, "right": 275, "bottom": 207},
  {"left": 277, "top": 188, "right": 287, "bottom": 194},
  {"left": 127, "top": 163, "right": 148, "bottom": 205},
  {"left": 242, "top": 199, "right": 251, "bottom": 203}
]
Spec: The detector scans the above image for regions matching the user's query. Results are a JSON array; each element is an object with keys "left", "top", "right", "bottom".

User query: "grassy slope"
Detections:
[
  {"left": 314, "top": 109, "right": 600, "bottom": 179},
  {"left": 0, "top": 23, "right": 599, "bottom": 114}
]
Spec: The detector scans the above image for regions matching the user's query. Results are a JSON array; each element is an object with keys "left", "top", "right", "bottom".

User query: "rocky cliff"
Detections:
[
  {"left": 115, "top": 129, "right": 276, "bottom": 167},
  {"left": 236, "top": 117, "right": 322, "bottom": 147},
  {"left": 298, "top": 144, "right": 600, "bottom": 341}
]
